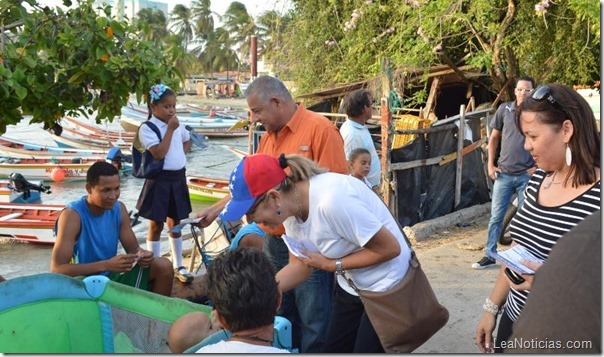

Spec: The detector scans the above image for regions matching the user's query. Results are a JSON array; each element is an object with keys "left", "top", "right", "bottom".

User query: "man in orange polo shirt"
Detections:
[{"left": 195, "top": 76, "right": 347, "bottom": 353}]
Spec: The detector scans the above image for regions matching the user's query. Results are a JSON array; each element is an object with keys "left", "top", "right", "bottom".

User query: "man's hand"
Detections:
[
  {"left": 106, "top": 254, "right": 137, "bottom": 273},
  {"left": 488, "top": 164, "right": 501, "bottom": 181},
  {"left": 135, "top": 249, "right": 154, "bottom": 268}
]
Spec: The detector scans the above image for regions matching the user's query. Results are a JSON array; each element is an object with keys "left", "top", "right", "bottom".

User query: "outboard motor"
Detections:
[
  {"left": 8, "top": 172, "right": 51, "bottom": 199},
  {"left": 106, "top": 147, "right": 125, "bottom": 170}
]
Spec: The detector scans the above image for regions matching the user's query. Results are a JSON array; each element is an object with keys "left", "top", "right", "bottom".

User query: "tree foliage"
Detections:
[
  {"left": 278, "top": 0, "right": 600, "bottom": 99},
  {"left": 0, "top": 0, "right": 182, "bottom": 133}
]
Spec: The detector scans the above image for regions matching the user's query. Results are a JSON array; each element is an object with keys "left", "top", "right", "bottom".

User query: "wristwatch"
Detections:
[{"left": 335, "top": 258, "right": 344, "bottom": 276}]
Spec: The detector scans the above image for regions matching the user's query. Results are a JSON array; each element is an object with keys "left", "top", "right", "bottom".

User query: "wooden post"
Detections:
[
  {"left": 380, "top": 58, "right": 393, "bottom": 209},
  {"left": 455, "top": 104, "right": 466, "bottom": 208}
]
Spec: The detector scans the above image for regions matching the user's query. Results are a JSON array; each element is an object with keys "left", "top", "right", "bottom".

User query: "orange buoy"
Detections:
[{"left": 50, "top": 167, "right": 66, "bottom": 182}]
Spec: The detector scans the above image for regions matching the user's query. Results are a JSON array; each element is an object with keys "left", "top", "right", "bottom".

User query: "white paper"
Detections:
[
  {"left": 281, "top": 234, "right": 310, "bottom": 259},
  {"left": 169, "top": 217, "right": 204, "bottom": 234},
  {"left": 491, "top": 245, "right": 544, "bottom": 275}
]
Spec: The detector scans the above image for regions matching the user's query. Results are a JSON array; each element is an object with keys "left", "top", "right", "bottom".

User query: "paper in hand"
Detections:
[
  {"left": 281, "top": 234, "right": 310, "bottom": 259},
  {"left": 491, "top": 245, "right": 543, "bottom": 275},
  {"left": 169, "top": 217, "right": 204, "bottom": 234}
]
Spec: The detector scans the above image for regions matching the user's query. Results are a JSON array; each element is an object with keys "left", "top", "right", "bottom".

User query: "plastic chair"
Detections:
[{"left": 183, "top": 316, "right": 296, "bottom": 353}]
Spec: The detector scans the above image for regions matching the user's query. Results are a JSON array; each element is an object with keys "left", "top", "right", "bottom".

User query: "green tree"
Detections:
[
  {"left": 170, "top": 4, "right": 195, "bottom": 49},
  {"left": 256, "top": 9, "right": 292, "bottom": 77},
  {"left": 136, "top": 8, "right": 169, "bottom": 43},
  {"left": 279, "top": 0, "right": 599, "bottom": 100},
  {"left": 0, "top": 0, "right": 181, "bottom": 133},
  {"left": 191, "top": 0, "right": 214, "bottom": 42},
  {"left": 222, "top": 1, "right": 257, "bottom": 64}
]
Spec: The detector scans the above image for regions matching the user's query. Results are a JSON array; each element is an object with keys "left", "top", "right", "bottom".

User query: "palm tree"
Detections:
[
  {"left": 170, "top": 5, "right": 194, "bottom": 49},
  {"left": 256, "top": 10, "right": 290, "bottom": 58},
  {"left": 136, "top": 8, "right": 169, "bottom": 43},
  {"left": 190, "top": 0, "right": 214, "bottom": 42},
  {"left": 222, "top": 1, "right": 257, "bottom": 65}
]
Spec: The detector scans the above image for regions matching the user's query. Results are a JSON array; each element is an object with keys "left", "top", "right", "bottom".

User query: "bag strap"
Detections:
[{"left": 142, "top": 121, "right": 162, "bottom": 142}]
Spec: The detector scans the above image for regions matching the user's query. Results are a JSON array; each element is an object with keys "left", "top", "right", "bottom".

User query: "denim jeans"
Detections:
[
  {"left": 264, "top": 233, "right": 334, "bottom": 353},
  {"left": 486, "top": 172, "right": 530, "bottom": 256}
]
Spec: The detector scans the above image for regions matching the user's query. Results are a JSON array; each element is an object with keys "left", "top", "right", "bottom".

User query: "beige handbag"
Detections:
[{"left": 339, "top": 232, "right": 449, "bottom": 352}]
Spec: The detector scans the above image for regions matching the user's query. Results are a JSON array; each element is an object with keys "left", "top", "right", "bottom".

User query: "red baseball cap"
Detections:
[{"left": 220, "top": 154, "right": 287, "bottom": 221}]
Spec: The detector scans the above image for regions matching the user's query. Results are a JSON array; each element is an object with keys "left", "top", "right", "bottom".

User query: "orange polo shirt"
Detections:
[{"left": 257, "top": 104, "right": 348, "bottom": 235}]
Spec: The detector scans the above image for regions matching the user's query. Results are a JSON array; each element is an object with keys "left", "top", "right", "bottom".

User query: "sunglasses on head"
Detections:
[{"left": 530, "top": 85, "right": 567, "bottom": 114}]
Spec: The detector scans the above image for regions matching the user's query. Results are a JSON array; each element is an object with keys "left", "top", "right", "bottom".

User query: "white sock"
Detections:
[
  {"left": 147, "top": 240, "right": 162, "bottom": 258},
  {"left": 169, "top": 236, "right": 184, "bottom": 269}
]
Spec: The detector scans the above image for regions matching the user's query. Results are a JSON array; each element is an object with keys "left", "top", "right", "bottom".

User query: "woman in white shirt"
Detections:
[{"left": 219, "top": 153, "right": 412, "bottom": 353}]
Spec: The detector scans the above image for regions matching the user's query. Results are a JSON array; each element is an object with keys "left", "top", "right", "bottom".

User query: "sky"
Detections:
[{"left": 36, "top": 0, "right": 292, "bottom": 22}]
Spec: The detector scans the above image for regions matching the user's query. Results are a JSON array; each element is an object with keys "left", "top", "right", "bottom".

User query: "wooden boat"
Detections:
[
  {"left": 51, "top": 132, "right": 131, "bottom": 152},
  {"left": 187, "top": 175, "right": 229, "bottom": 202},
  {"left": 62, "top": 116, "right": 135, "bottom": 140},
  {"left": 0, "top": 202, "right": 64, "bottom": 245},
  {"left": 120, "top": 115, "right": 143, "bottom": 133},
  {"left": 59, "top": 126, "right": 133, "bottom": 146},
  {"left": 0, "top": 273, "right": 212, "bottom": 352},
  {"left": 0, "top": 136, "right": 112, "bottom": 159},
  {"left": 120, "top": 115, "right": 247, "bottom": 138},
  {"left": 221, "top": 145, "right": 248, "bottom": 158},
  {"left": 0, "top": 156, "right": 132, "bottom": 182}
]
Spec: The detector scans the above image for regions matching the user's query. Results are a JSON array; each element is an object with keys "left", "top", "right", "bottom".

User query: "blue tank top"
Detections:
[
  {"left": 69, "top": 196, "right": 122, "bottom": 275},
  {"left": 229, "top": 222, "right": 266, "bottom": 250}
]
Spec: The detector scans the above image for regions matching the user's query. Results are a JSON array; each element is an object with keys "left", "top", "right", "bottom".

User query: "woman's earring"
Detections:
[
  {"left": 565, "top": 144, "right": 572, "bottom": 166},
  {"left": 276, "top": 209, "right": 282, "bottom": 216}
]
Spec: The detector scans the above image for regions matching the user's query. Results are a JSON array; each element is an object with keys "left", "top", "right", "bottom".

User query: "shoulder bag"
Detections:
[
  {"left": 132, "top": 121, "right": 164, "bottom": 179},
  {"left": 338, "top": 220, "right": 449, "bottom": 353}
]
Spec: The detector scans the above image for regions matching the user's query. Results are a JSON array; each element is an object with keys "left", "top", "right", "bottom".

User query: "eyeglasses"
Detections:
[
  {"left": 530, "top": 85, "right": 567, "bottom": 113},
  {"left": 515, "top": 88, "right": 533, "bottom": 93}
]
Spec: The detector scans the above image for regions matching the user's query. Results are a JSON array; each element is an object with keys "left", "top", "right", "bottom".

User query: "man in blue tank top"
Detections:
[{"left": 51, "top": 162, "right": 174, "bottom": 296}]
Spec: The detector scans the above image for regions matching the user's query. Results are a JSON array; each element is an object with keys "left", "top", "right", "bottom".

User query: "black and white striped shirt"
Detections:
[{"left": 504, "top": 169, "right": 601, "bottom": 321}]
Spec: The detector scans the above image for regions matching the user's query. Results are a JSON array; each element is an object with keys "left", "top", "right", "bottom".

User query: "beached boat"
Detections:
[
  {"left": 119, "top": 114, "right": 248, "bottom": 138},
  {"left": 221, "top": 145, "right": 248, "bottom": 158},
  {"left": 0, "top": 273, "right": 212, "bottom": 353},
  {"left": 119, "top": 115, "right": 143, "bottom": 133},
  {"left": 0, "top": 136, "right": 112, "bottom": 159},
  {"left": 0, "top": 155, "right": 131, "bottom": 182},
  {"left": 51, "top": 132, "right": 131, "bottom": 152},
  {"left": 62, "top": 116, "right": 135, "bottom": 140},
  {"left": 58, "top": 126, "right": 132, "bottom": 144},
  {"left": 0, "top": 202, "right": 64, "bottom": 245},
  {"left": 187, "top": 175, "right": 229, "bottom": 202}
]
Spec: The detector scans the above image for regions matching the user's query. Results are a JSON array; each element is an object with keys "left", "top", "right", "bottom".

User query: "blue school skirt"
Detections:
[{"left": 136, "top": 168, "right": 192, "bottom": 222}]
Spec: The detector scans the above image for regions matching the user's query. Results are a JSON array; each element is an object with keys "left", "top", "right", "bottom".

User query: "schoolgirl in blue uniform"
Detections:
[{"left": 136, "top": 84, "right": 194, "bottom": 283}]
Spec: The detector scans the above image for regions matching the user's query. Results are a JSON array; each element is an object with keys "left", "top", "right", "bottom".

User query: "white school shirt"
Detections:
[
  {"left": 139, "top": 116, "right": 190, "bottom": 171},
  {"left": 283, "top": 173, "right": 411, "bottom": 296},
  {"left": 340, "top": 119, "right": 381, "bottom": 187}
]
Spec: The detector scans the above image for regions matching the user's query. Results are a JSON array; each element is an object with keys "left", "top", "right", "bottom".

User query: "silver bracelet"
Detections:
[
  {"left": 483, "top": 298, "right": 500, "bottom": 315},
  {"left": 335, "top": 258, "right": 344, "bottom": 275}
]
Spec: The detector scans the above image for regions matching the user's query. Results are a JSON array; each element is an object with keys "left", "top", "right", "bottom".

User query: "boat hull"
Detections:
[{"left": 187, "top": 175, "right": 229, "bottom": 202}]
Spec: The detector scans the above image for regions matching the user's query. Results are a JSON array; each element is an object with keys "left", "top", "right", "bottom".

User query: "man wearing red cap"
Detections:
[{"left": 195, "top": 76, "right": 347, "bottom": 353}]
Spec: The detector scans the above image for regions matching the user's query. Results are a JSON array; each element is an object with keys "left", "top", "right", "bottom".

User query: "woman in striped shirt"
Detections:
[{"left": 476, "top": 84, "right": 600, "bottom": 353}]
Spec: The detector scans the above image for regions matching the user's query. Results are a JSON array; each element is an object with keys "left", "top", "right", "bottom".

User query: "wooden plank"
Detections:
[
  {"left": 380, "top": 57, "right": 394, "bottom": 211},
  {"left": 389, "top": 137, "right": 485, "bottom": 171},
  {"left": 455, "top": 105, "right": 466, "bottom": 207},
  {"left": 423, "top": 77, "right": 441, "bottom": 119},
  {"left": 439, "top": 137, "right": 486, "bottom": 166}
]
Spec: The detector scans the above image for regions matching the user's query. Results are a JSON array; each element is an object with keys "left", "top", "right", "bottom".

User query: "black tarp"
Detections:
[{"left": 391, "top": 119, "right": 490, "bottom": 226}]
